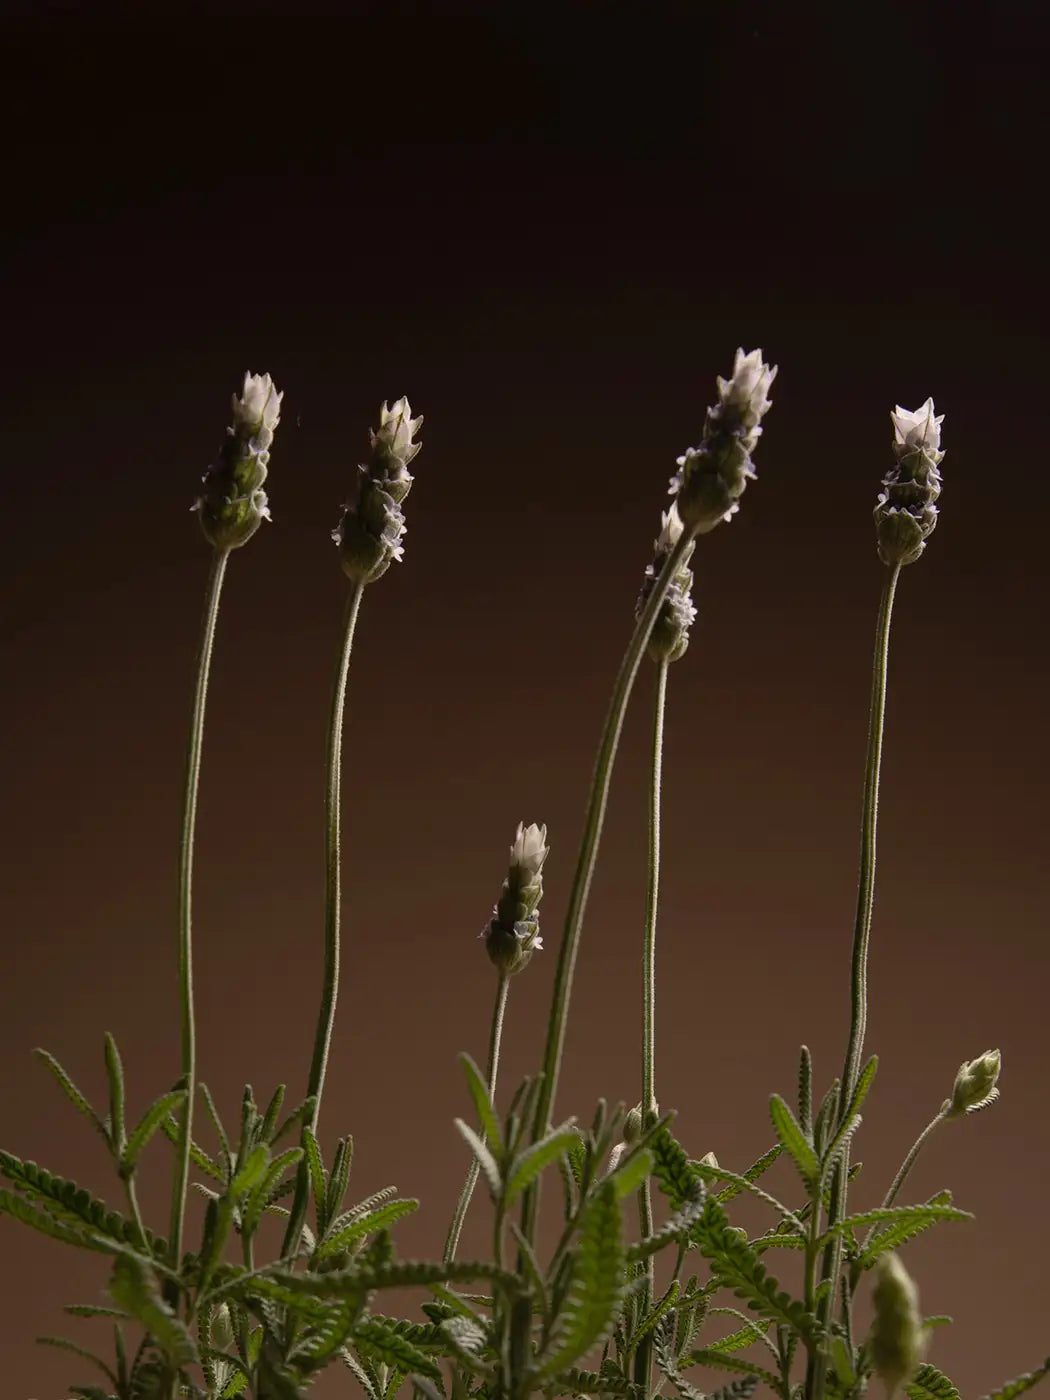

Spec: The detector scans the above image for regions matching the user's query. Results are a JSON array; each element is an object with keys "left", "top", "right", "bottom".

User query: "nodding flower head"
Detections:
[
  {"left": 194, "top": 371, "right": 282, "bottom": 550},
  {"left": 637, "top": 505, "right": 697, "bottom": 663},
  {"left": 484, "top": 822, "right": 549, "bottom": 977},
  {"left": 669, "top": 348, "right": 777, "bottom": 535},
  {"left": 875, "top": 398, "right": 944, "bottom": 567},
  {"left": 334, "top": 397, "right": 423, "bottom": 585}
]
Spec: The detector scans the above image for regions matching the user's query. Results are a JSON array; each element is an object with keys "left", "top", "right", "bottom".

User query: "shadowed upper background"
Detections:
[{"left": 1, "top": 8, "right": 1047, "bottom": 1397}]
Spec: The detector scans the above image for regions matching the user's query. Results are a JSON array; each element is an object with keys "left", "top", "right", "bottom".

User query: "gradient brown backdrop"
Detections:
[{"left": 2, "top": 11, "right": 1047, "bottom": 1398}]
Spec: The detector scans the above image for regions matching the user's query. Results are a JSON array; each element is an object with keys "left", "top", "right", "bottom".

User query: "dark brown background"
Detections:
[{"left": 2, "top": 10, "right": 1047, "bottom": 1398}]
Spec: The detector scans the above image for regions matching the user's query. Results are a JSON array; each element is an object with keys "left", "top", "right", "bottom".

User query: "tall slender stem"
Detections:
[
  {"left": 169, "top": 546, "right": 230, "bottom": 1271},
  {"left": 444, "top": 971, "right": 511, "bottom": 1263},
  {"left": 863, "top": 1107, "right": 947, "bottom": 1249},
  {"left": 522, "top": 529, "right": 694, "bottom": 1246},
  {"left": 636, "top": 654, "right": 669, "bottom": 1396},
  {"left": 807, "top": 561, "right": 902, "bottom": 1400},
  {"left": 282, "top": 579, "right": 366, "bottom": 1258}
]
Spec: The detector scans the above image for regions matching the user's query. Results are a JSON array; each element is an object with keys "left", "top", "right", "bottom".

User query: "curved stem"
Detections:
[
  {"left": 444, "top": 971, "right": 511, "bottom": 1263},
  {"left": 522, "top": 528, "right": 695, "bottom": 1246},
  {"left": 169, "top": 546, "right": 230, "bottom": 1272},
  {"left": 282, "top": 579, "right": 366, "bottom": 1257},
  {"left": 635, "top": 654, "right": 669, "bottom": 1397},
  {"left": 863, "top": 1106, "right": 947, "bottom": 1250},
  {"left": 839, "top": 562, "right": 901, "bottom": 1112},
  {"left": 807, "top": 561, "right": 902, "bottom": 1400}
]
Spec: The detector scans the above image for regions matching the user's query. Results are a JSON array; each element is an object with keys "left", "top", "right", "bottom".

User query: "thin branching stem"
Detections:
[
  {"left": 444, "top": 970, "right": 511, "bottom": 1263},
  {"left": 636, "top": 653, "right": 669, "bottom": 1397},
  {"left": 863, "top": 1106, "right": 948, "bottom": 1251},
  {"left": 522, "top": 528, "right": 695, "bottom": 1248},
  {"left": 169, "top": 546, "right": 230, "bottom": 1272},
  {"left": 808, "top": 561, "right": 901, "bottom": 1400},
  {"left": 282, "top": 578, "right": 366, "bottom": 1258}
]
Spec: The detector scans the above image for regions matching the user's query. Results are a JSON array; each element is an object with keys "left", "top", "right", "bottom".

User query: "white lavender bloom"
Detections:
[
  {"left": 334, "top": 397, "right": 423, "bottom": 585},
  {"left": 946, "top": 1048, "right": 1001, "bottom": 1118},
  {"left": 875, "top": 397, "right": 944, "bottom": 566},
  {"left": 637, "top": 504, "right": 697, "bottom": 662},
  {"left": 485, "top": 821, "right": 549, "bottom": 977},
  {"left": 194, "top": 371, "right": 282, "bottom": 550},
  {"left": 670, "top": 348, "right": 777, "bottom": 534}
]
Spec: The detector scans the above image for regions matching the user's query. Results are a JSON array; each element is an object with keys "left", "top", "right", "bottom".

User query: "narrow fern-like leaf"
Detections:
[
  {"left": 541, "top": 1180, "right": 626, "bottom": 1376},
  {"left": 692, "top": 1158, "right": 804, "bottom": 1233},
  {"left": 120, "top": 1089, "right": 188, "bottom": 1178},
  {"left": 844, "top": 1055, "right": 878, "bottom": 1121},
  {"left": 505, "top": 1122, "right": 579, "bottom": 1206},
  {"left": 109, "top": 1253, "right": 198, "bottom": 1368},
  {"left": 820, "top": 1113, "right": 862, "bottom": 1189},
  {"left": 713, "top": 1143, "right": 784, "bottom": 1205},
  {"left": 352, "top": 1319, "right": 444, "bottom": 1381},
  {"left": 769, "top": 1094, "right": 819, "bottom": 1189},
  {"left": 651, "top": 1126, "right": 702, "bottom": 1211},
  {"left": 103, "top": 1033, "right": 126, "bottom": 1155},
  {"left": 857, "top": 1190, "right": 959, "bottom": 1268},
  {"left": 818, "top": 1203, "right": 972, "bottom": 1254},
  {"left": 260, "top": 1084, "right": 286, "bottom": 1143},
  {"left": 160, "top": 1111, "right": 226, "bottom": 1183},
  {"left": 906, "top": 1363, "right": 962, "bottom": 1400},
  {"left": 326, "top": 1135, "right": 354, "bottom": 1223},
  {"left": 681, "top": 1348, "right": 784, "bottom": 1394},
  {"left": 798, "top": 1046, "right": 813, "bottom": 1140},
  {"left": 627, "top": 1192, "right": 706, "bottom": 1263},
  {"left": 315, "top": 1199, "right": 419, "bottom": 1260},
  {"left": 200, "top": 1082, "right": 233, "bottom": 1175},
  {"left": 37, "top": 1334, "right": 118, "bottom": 1385},
  {"left": 978, "top": 1357, "right": 1050, "bottom": 1400},
  {"left": 459, "top": 1052, "right": 504, "bottom": 1157},
  {"left": 812, "top": 1080, "right": 841, "bottom": 1157},
  {"left": 34, "top": 1048, "right": 108, "bottom": 1144},
  {"left": 302, "top": 1125, "right": 328, "bottom": 1230},
  {"left": 541, "top": 1365, "right": 637, "bottom": 1397},
  {"left": 692, "top": 1197, "right": 817, "bottom": 1339},
  {"left": 0, "top": 1189, "right": 109, "bottom": 1251},
  {"left": 454, "top": 1119, "right": 502, "bottom": 1200}
]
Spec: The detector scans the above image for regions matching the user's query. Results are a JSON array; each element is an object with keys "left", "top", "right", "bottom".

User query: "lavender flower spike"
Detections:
[
  {"left": 334, "top": 397, "right": 423, "bottom": 585},
  {"left": 484, "top": 821, "right": 549, "bottom": 977},
  {"left": 874, "top": 398, "right": 944, "bottom": 566},
  {"left": 670, "top": 347, "right": 777, "bottom": 534},
  {"left": 637, "top": 504, "right": 697, "bottom": 663},
  {"left": 194, "top": 371, "right": 283, "bottom": 550}
]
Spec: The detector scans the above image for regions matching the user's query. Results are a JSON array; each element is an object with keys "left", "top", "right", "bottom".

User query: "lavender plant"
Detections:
[{"left": 1, "top": 358, "right": 1046, "bottom": 1400}]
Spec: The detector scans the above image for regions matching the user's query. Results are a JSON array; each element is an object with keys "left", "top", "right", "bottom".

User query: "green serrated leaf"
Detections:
[
  {"left": 505, "top": 1122, "right": 578, "bottom": 1206},
  {"left": 542, "top": 1179, "right": 626, "bottom": 1376},
  {"left": 907, "top": 1363, "right": 962, "bottom": 1400},
  {"left": 121, "top": 1089, "right": 188, "bottom": 1178},
  {"left": 352, "top": 1319, "right": 444, "bottom": 1381},
  {"left": 459, "top": 1052, "right": 504, "bottom": 1157},
  {"left": 264, "top": 1255, "right": 522, "bottom": 1299},
  {"left": 0, "top": 1188, "right": 110, "bottom": 1251},
  {"left": 625, "top": 1277, "right": 679, "bottom": 1354},
  {"left": 0, "top": 1154, "right": 163, "bottom": 1254},
  {"left": 454, "top": 1119, "right": 502, "bottom": 1200},
  {"left": 340, "top": 1347, "right": 381, "bottom": 1400},
  {"left": 230, "top": 1143, "right": 270, "bottom": 1202},
  {"left": 34, "top": 1048, "right": 109, "bottom": 1144},
  {"left": 693, "top": 1158, "right": 804, "bottom": 1233},
  {"left": 541, "top": 1365, "right": 637, "bottom": 1397},
  {"left": 260, "top": 1084, "right": 286, "bottom": 1143},
  {"left": 812, "top": 1080, "right": 841, "bottom": 1157},
  {"left": 606, "top": 1147, "right": 654, "bottom": 1201},
  {"left": 200, "top": 1082, "right": 233, "bottom": 1174},
  {"left": 243, "top": 1146, "right": 304, "bottom": 1238},
  {"left": 627, "top": 1192, "right": 706, "bottom": 1263},
  {"left": 819, "top": 1203, "right": 972, "bottom": 1255},
  {"left": 302, "top": 1125, "right": 328, "bottom": 1229},
  {"left": 315, "top": 1198, "right": 419, "bottom": 1261},
  {"left": 714, "top": 1143, "right": 784, "bottom": 1205},
  {"left": 326, "top": 1135, "right": 354, "bottom": 1222},
  {"left": 820, "top": 1112, "right": 862, "bottom": 1189},
  {"left": 769, "top": 1094, "right": 819, "bottom": 1189},
  {"left": 845, "top": 1055, "right": 878, "bottom": 1121},
  {"left": 109, "top": 1253, "right": 198, "bottom": 1368},
  {"left": 103, "top": 1033, "right": 126, "bottom": 1155},
  {"left": 680, "top": 1347, "right": 784, "bottom": 1394},
  {"left": 798, "top": 1046, "right": 813, "bottom": 1139},
  {"left": 271, "top": 1093, "right": 317, "bottom": 1146},
  {"left": 705, "top": 1311, "right": 774, "bottom": 1355},
  {"left": 692, "top": 1197, "right": 818, "bottom": 1340},
  {"left": 159, "top": 1110, "right": 226, "bottom": 1183},
  {"left": 858, "top": 1190, "right": 961, "bottom": 1269},
  {"left": 64, "top": 1303, "right": 131, "bottom": 1318},
  {"left": 979, "top": 1357, "right": 1050, "bottom": 1400},
  {"left": 37, "top": 1333, "right": 118, "bottom": 1385},
  {"left": 651, "top": 1126, "right": 702, "bottom": 1211}
]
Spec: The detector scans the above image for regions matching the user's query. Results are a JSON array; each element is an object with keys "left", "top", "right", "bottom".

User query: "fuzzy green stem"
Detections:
[
  {"left": 864, "top": 1106, "right": 948, "bottom": 1249},
  {"left": 168, "top": 546, "right": 230, "bottom": 1273},
  {"left": 282, "top": 579, "right": 366, "bottom": 1258},
  {"left": 444, "top": 970, "right": 511, "bottom": 1263},
  {"left": 521, "top": 530, "right": 695, "bottom": 1247},
  {"left": 807, "top": 562, "right": 901, "bottom": 1400},
  {"left": 635, "top": 653, "right": 669, "bottom": 1397}
]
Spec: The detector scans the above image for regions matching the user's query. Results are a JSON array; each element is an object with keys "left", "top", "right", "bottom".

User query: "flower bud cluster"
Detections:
[
  {"left": 637, "top": 506, "right": 697, "bottom": 662},
  {"left": 669, "top": 348, "right": 776, "bottom": 534},
  {"left": 333, "top": 397, "right": 423, "bottom": 585},
  {"left": 946, "top": 1048, "right": 1001, "bottom": 1118},
  {"left": 868, "top": 1253, "right": 925, "bottom": 1396},
  {"left": 875, "top": 399, "right": 944, "bottom": 566},
  {"left": 194, "top": 372, "right": 282, "bottom": 550},
  {"left": 484, "top": 822, "right": 548, "bottom": 977}
]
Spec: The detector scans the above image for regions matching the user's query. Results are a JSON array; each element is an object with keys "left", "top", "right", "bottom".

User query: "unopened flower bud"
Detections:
[
  {"left": 874, "top": 399, "right": 944, "bottom": 567},
  {"left": 623, "top": 1105, "right": 644, "bottom": 1144},
  {"left": 697, "top": 1151, "right": 719, "bottom": 1172},
  {"left": 869, "top": 1253, "right": 925, "bottom": 1397},
  {"left": 484, "top": 822, "right": 548, "bottom": 976},
  {"left": 669, "top": 348, "right": 776, "bottom": 534},
  {"left": 334, "top": 397, "right": 423, "bottom": 585},
  {"left": 194, "top": 372, "right": 282, "bottom": 550},
  {"left": 638, "top": 506, "right": 698, "bottom": 662},
  {"left": 946, "top": 1048, "right": 1001, "bottom": 1118},
  {"left": 211, "top": 1302, "right": 235, "bottom": 1352}
]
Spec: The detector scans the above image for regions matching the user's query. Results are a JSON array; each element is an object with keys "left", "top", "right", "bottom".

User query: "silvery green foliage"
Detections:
[
  {"left": 875, "top": 398, "right": 944, "bottom": 566},
  {"left": 194, "top": 371, "right": 282, "bottom": 550},
  {"left": 334, "top": 396, "right": 423, "bottom": 584},
  {"left": 669, "top": 347, "right": 776, "bottom": 534}
]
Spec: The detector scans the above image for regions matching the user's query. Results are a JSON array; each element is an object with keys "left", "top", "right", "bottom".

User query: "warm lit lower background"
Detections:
[{"left": 2, "top": 12, "right": 1047, "bottom": 1398}]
